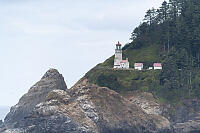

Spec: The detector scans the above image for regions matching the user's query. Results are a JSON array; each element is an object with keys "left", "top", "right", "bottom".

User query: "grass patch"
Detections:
[{"left": 85, "top": 68, "right": 161, "bottom": 94}]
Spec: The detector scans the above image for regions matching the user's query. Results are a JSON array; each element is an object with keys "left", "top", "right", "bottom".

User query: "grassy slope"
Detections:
[
  {"left": 84, "top": 43, "right": 200, "bottom": 106},
  {"left": 85, "top": 44, "right": 162, "bottom": 94},
  {"left": 86, "top": 68, "right": 160, "bottom": 93}
]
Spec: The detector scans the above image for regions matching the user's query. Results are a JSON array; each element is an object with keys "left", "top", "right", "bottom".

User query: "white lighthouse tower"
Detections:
[
  {"left": 114, "top": 41, "right": 129, "bottom": 69},
  {"left": 114, "top": 41, "right": 122, "bottom": 68}
]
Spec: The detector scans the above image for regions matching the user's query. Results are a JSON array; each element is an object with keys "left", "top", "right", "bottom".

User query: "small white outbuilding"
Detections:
[
  {"left": 153, "top": 63, "right": 162, "bottom": 70},
  {"left": 134, "top": 63, "right": 143, "bottom": 70},
  {"left": 148, "top": 67, "right": 153, "bottom": 70}
]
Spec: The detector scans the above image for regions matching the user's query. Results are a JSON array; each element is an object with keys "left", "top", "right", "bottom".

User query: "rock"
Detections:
[
  {"left": 125, "top": 92, "right": 171, "bottom": 132},
  {"left": 151, "top": 114, "right": 171, "bottom": 131},
  {"left": 1, "top": 128, "right": 24, "bottom": 133},
  {"left": 125, "top": 92, "right": 200, "bottom": 132},
  {"left": 171, "top": 99, "right": 200, "bottom": 132},
  {"left": 0, "top": 120, "right": 4, "bottom": 129},
  {"left": 3, "top": 78, "right": 164, "bottom": 133},
  {"left": 127, "top": 92, "right": 162, "bottom": 115},
  {"left": 4, "top": 68, "right": 67, "bottom": 126},
  {"left": 4, "top": 68, "right": 200, "bottom": 133},
  {"left": 173, "top": 120, "right": 200, "bottom": 133},
  {"left": 29, "top": 84, "right": 163, "bottom": 132}
]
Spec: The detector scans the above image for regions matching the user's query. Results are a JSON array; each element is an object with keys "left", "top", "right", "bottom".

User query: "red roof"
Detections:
[
  {"left": 153, "top": 63, "right": 162, "bottom": 67},
  {"left": 116, "top": 41, "right": 121, "bottom": 46},
  {"left": 134, "top": 63, "right": 143, "bottom": 67},
  {"left": 120, "top": 60, "right": 127, "bottom": 63}
]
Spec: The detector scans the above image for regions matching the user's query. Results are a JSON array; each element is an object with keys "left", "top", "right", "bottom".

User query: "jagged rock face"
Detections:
[
  {"left": 11, "top": 89, "right": 96, "bottom": 133},
  {"left": 125, "top": 92, "right": 171, "bottom": 131},
  {"left": 0, "top": 120, "right": 3, "bottom": 128},
  {"left": 1, "top": 73, "right": 174, "bottom": 133},
  {"left": 127, "top": 92, "right": 162, "bottom": 115},
  {"left": 68, "top": 84, "right": 155, "bottom": 133},
  {"left": 4, "top": 69, "right": 200, "bottom": 133},
  {"left": 2, "top": 76, "right": 170, "bottom": 133},
  {"left": 4, "top": 69, "right": 67, "bottom": 126},
  {"left": 171, "top": 99, "right": 200, "bottom": 133},
  {"left": 125, "top": 92, "right": 200, "bottom": 133}
]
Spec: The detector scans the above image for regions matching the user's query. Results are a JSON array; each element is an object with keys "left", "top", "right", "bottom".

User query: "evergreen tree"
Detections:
[
  {"left": 157, "top": 1, "right": 169, "bottom": 23},
  {"left": 143, "top": 8, "right": 157, "bottom": 25},
  {"left": 127, "top": 0, "right": 200, "bottom": 101}
]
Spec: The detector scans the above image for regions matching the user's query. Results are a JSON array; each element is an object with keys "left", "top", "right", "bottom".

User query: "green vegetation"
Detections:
[
  {"left": 85, "top": 67, "right": 160, "bottom": 94},
  {"left": 85, "top": 0, "right": 200, "bottom": 105}
]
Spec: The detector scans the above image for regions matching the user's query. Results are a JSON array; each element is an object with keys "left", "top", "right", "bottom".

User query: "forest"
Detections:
[{"left": 124, "top": 0, "right": 200, "bottom": 102}]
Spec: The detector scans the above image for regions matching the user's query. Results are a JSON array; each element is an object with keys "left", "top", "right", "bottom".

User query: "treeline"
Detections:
[
  {"left": 126, "top": 0, "right": 200, "bottom": 64},
  {"left": 124, "top": 0, "right": 200, "bottom": 101}
]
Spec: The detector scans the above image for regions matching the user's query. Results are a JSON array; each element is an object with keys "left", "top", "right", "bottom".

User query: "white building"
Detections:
[
  {"left": 153, "top": 63, "right": 162, "bottom": 70},
  {"left": 134, "top": 63, "right": 143, "bottom": 70},
  {"left": 114, "top": 41, "right": 129, "bottom": 69},
  {"left": 148, "top": 67, "right": 153, "bottom": 70}
]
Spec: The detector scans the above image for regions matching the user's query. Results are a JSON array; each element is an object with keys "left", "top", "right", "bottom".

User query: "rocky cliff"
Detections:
[
  {"left": 124, "top": 92, "right": 200, "bottom": 133},
  {"left": 1, "top": 69, "right": 172, "bottom": 133},
  {"left": 4, "top": 69, "right": 67, "bottom": 127},
  {"left": 1, "top": 69, "right": 200, "bottom": 133}
]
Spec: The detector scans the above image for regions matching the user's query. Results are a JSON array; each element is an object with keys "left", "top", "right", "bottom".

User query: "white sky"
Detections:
[{"left": 0, "top": 0, "right": 164, "bottom": 107}]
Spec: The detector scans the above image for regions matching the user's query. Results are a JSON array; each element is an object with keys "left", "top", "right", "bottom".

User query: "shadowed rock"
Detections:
[{"left": 4, "top": 68, "right": 67, "bottom": 126}]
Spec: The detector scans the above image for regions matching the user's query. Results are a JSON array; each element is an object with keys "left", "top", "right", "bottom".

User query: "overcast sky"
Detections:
[{"left": 0, "top": 0, "right": 164, "bottom": 107}]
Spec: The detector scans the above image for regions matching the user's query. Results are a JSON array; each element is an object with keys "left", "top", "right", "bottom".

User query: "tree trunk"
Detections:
[
  {"left": 168, "top": 39, "right": 170, "bottom": 52},
  {"left": 164, "top": 43, "right": 166, "bottom": 52}
]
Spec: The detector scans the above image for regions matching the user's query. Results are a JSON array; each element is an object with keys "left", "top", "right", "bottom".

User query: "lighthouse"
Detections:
[{"left": 114, "top": 41, "right": 129, "bottom": 69}]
